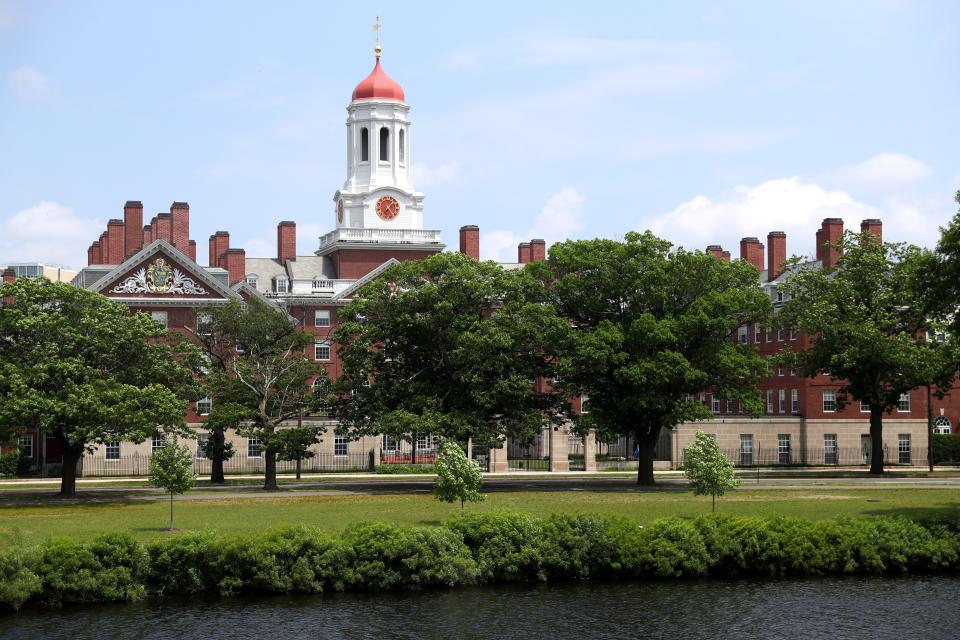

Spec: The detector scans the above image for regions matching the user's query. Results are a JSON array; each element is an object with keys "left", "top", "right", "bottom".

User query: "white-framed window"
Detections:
[
  {"left": 17, "top": 435, "right": 33, "bottom": 458},
  {"left": 790, "top": 327, "right": 797, "bottom": 341},
  {"left": 740, "top": 434, "right": 754, "bottom": 466},
  {"left": 766, "top": 328, "right": 772, "bottom": 343},
  {"left": 580, "top": 394, "right": 590, "bottom": 414},
  {"left": 738, "top": 325, "right": 748, "bottom": 344},
  {"left": 726, "top": 398, "right": 734, "bottom": 415},
  {"left": 247, "top": 437, "right": 262, "bottom": 458},
  {"left": 150, "top": 311, "right": 168, "bottom": 328},
  {"left": 416, "top": 433, "right": 432, "bottom": 450},
  {"left": 778, "top": 389, "right": 786, "bottom": 414},
  {"left": 382, "top": 435, "right": 399, "bottom": 452},
  {"left": 334, "top": 435, "right": 348, "bottom": 457},
  {"left": 934, "top": 416, "right": 952, "bottom": 435},
  {"left": 711, "top": 395, "right": 720, "bottom": 414},
  {"left": 791, "top": 389, "right": 799, "bottom": 414},
  {"left": 898, "top": 434, "right": 911, "bottom": 464},
  {"left": 776, "top": 290, "right": 785, "bottom": 303},
  {"left": 897, "top": 392, "right": 911, "bottom": 413},
  {"left": 196, "top": 397, "right": 212, "bottom": 416},
  {"left": 822, "top": 390, "right": 836, "bottom": 413},
  {"left": 273, "top": 276, "right": 289, "bottom": 293},
  {"left": 151, "top": 435, "right": 164, "bottom": 453},
  {"left": 105, "top": 441, "right": 120, "bottom": 460},
  {"left": 245, "top": 275, "right": 258, "bottom": 287},
  {"left": 860, "top": 400, "right": 871, "bottom": 413},
  {"left": 314, "top": 340, "right": 331, "bottom": 361},
  {"left": 824, "top": 434, "right": 838, "bottom": 465},
  {"left": 778, "top": 434, "right": 791, "bottom": 464},
  {"left": 754, "top": 323, "right": 762, "bottom": 343},
  {"left": 196, "top": 434, "right": 208, "bottom": 459},
  {"left": 790, "top": 368, "right": 796, "bottom": 377},
  {"left": 766, "top": 389, "right": 774, "bottom": 414},
  {"left": 777, "top": 327, "right": 785, "bottom": 341},
  {"left": 196, "top": 312, "right": 213, "bottom": 335},
  {"left": 699, "top": 392, "right": 706, "bottom": 403},
  {"left": 778, "top": 366, "right": 784, "bottom": 377},
  {"left": 314, "top": 310, "right": 331, "bottom": 327}
]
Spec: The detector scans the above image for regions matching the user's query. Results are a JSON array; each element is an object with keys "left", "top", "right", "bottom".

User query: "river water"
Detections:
[{"left": 3, "top": 576, "right": 960, "bottom": 640}]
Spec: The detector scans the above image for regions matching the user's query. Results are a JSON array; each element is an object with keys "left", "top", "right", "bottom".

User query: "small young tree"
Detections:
[
  {"left": 433, "top": 440, "right": 484, "bottom": 510},
  {"left": 274, "top": 426, "right": 321, "bottom": 479},
  {"left": 683, "top": 431, "right": 738, "bottom": 512},
  {"left": 149, "top": 440, "right": 197, "bottom": 530}
]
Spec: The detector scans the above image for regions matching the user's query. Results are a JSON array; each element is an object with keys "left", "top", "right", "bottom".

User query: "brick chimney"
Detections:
[
  {"left": 739, "top": 237, "right": 765, "bottom": 271},
  {"left": 170, "top": 202, "right": 190, "bottom": 254},
  {"left": 211, "top": 231, "right": 230, "bottom": 268},
  {"left": 767, "top": 231, "right": 787, "bottom": 280},
  {"left": 459, "top": 225, "right": 480, "bottom": 260},
  {"left": 817, "top": 218, "right": 843, "bottom": 270},
  {"left": 188, "top": 240, "right": 197, "bottom": 262},
  {"left": 518, "top": 242, "right": 531, "bottom": 264},
  {"left": 706, "top": 245, "right": 728, "bottom": 261},
  {"left": 155, "top": 213, "right": 172, "bottom": 244},
  {"left": 530, "top": 239, "right": 546, "bottom": 262},
  {"left": 3, "top": 268, "right": 16, "bottom": 284},
  {"left": 87, "top": 242, "right": 101, "bottom": 266},
  {"left": 223, "top": 248, "right": 246, "bottom": 285},
  {"left": 277, "top": 221, "right": 297, "bottom": 265},
  {"left": 143, "top": 224, "right": 152, "bottom": 245},
  {"left": 106, "top": 219, "right": 125, "bottom": 264},
  {"left": 123, "top": 201, "right": 143, "bottom": 258},
  {"left": 99, "top": 231, "right": 110, "bottom": 265},
  {"left": 860, "top": 218, "right": 882, "bottom": 244},
  {"left": 150, "top": 216, "right": 158, "bottom": 242}
]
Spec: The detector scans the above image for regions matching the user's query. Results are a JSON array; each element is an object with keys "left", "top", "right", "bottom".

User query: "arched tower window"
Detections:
[
  {"left": 399, "top": 129, "right": 405, "bottom": 163},
  {"left": 379, "top": 127, "right": 390, "bottom": 162},
  {"left": 934, "top": 416, "right": 952, "bottom": 435},
  {"left": 360, "top": 128, "right": 369, "bottom": 162}
]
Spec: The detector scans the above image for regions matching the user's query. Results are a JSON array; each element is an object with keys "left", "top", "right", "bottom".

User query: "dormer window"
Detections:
[
  {"left": 246, "top": 275, "right": 258, "bottom": 287},
  {"left": 273, "top": 276, "right": 288, "bottom": 293}
]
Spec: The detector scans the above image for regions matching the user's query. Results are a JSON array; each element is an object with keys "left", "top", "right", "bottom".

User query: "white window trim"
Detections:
[
  {"left": 314, "top": 340, "right": 331, "bottom": 362},
  {"left": 314, "top": 310, "right": 331, "bottom": 327}
]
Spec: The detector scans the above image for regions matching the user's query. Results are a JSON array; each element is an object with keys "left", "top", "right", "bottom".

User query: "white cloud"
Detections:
[
  {"left": 0, "top": 1, "right": 16, "bottom": 31},
  {"left": 824, "top": 153, "right": 933, "bottom": 191},
  {"left": 482, "top": 187, "right": 585, "bottom": 262},
  {"left": 9, "top": 66, "right": 53, "bottom": 101},
  {"left": 0, "top": 201, "right": 101, "bottom": 268},
  {"left": 412, "top": 161, "right": 460, "bottom": 187}
]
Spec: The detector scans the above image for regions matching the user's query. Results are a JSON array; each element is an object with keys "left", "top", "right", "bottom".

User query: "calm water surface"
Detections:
[{"left": 3, "top": 576, "right": 960, "bottom": 640}]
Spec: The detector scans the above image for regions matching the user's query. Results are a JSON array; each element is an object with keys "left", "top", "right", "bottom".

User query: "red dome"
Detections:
[{"left": 352, "top": 57, "right": 405, "bottom": 102}]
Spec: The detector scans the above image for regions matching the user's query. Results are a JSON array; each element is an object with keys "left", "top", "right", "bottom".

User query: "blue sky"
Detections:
[{"left": 1, "top": 1, "right": 958, "bottom": 269}]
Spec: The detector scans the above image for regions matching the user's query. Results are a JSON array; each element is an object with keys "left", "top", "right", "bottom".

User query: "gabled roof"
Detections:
[
  {"left": 87, "top": 239, "right": 241, "bottom": 304},
  {"left": 230, "top": 281, "right": 297, "bottom": 323},
  {"left": 333, "top": 258, "right": 401, "bottom": 300}
]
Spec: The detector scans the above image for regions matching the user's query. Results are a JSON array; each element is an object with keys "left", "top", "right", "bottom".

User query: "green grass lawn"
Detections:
[{"left": 2, "top": 487, "right": 959, "bottom": 548}]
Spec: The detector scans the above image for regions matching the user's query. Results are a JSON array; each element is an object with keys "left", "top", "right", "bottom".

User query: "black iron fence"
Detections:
[
  {"left": 687, "top": 446, "right": 928, "bottom": 468},
  {"left": 77, "top": 451, "right": 374, "bottom": 477},
  {"left": 508, "top": 457, "right": 550, "bottom": 471}
]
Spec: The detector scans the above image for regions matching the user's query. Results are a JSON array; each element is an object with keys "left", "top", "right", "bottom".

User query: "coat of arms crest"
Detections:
[{"left": 146, "top": 258, "right": 174, "bottom": 293}]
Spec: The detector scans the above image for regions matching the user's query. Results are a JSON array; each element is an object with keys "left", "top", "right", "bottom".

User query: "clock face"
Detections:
[
  {"left": 375, "top": 196, "right": 400, "bottom": 221},
  {"left": 337, "top": 199, "right": 344, "bottom": 224}
]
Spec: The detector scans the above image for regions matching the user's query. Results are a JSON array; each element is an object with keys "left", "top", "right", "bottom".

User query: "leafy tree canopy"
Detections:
[
  {"left": 433, "top": 440, "right": 484, "bottom": 509},
  {"left": 683, "top": 430, "right": 738, "bottom": 512}
]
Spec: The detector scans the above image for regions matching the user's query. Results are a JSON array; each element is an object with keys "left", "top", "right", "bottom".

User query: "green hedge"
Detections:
[
  {"left": 375, "top": 463, "right": 437, "bottom": 474},
  {"left": 3, "top": 513, "right": 960, "bottom": 610},
  {"left": 933, "top": 434, "right": 960, "bottom": 464}
]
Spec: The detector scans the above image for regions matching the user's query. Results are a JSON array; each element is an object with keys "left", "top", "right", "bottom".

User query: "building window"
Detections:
[
  {"left": 766, "top": 328, "right": 772, "bottom": 343},
  {"left": 197, "top": 397, "right": 212, "bottom": 416},
  {"left": 860, "top": 400, "right": 871, "bottom": 413},
  {"left": 399, "top": 129, "right": 405, "bottom": 163},
  {"left": 777, "top": 327, "right": 785, "bottom": 341},
  {"left": 247, "top": 437, "right": 262, "bottom": 458},
  {"left": 738, "top": 325, "right": 748, "bottom": 344},
  {"left": 824, "top": 434, "right": 838, "bottom": 465},
  {"left": 778, "top": 434, "right": 791, "bottom": 464},
  {"left": 778, "top": 389, "right": 786, "bottom": 414},
  {"left": 379, "top": 127, "right": 390, "bottom": 162},
  {"left": 740, "top": 434, "right": 754, "bottom": 466},
  {"left": 898, "top": 434, "right": 911, "bottom": 464},
  {"left": 766, "top": 389, "right": 774, "bottom": 414},
  {"left": 382, "top": 435, "right": 399, "bottom": 452},
  {"left": 822, "top": 390, "right": 836, "bottom": 413},
  {"left": 897, "top": 392, "right": 911, "bottom": 413},
  {"left": 934, "top": 416, "right": 952, "bottom": 435},
  {"left": 754, "top": 323, "right": 762, "bottom": 343},
  {"left": 360, "top": 127, "right": 369, "bottom": 162},
  {"left": 150, "top": 311, "right": 168, "bottom": 328},
  {"left": 726, "top": 399, "right": 734, "bottom": 415},
  {"left": 791, "top": 389, "right": 799, "bottom": 414},
  {"left": 711, "top": 395, "right": 720, "bottom": 414},
  {"left": 273, "top": 277, "right": 288, "bottom": 293},
  {"left": 246, "top": 275, "right": 258, "bottom": 287},
  {"left": 152, "top": 435, "right": 164, "bottom": 453},
  {"left": 17, "top": 435, "right": 33, "bottom": 459},
  {"left": 196, "top": 434, "right": 208, "bottom": 459},
  {"left": 196, "top": 312, "right": 213, "bottom": 335},
  {"left": 314, "top": 310, "right": 331, "bottom": 327},
  {"left": 314, "top": 340, "right": 331, "bottom": 361},
  {"left": 790, "top": 327, "right": 797, "bottom": 341},
  {"left": 416, "top": 433, "right": 432, "bottom": 451},
  {"left": 334, "top": 435, "right": 348, "bottom": 457},
  {"left": 580, "top": 394, "right": 590, "bottom": 414},
  {"left": 105, "top": 441, "right": 120, "bottom": 460},
  {"left": 778, "top": 366, "right": 784, "bottom": 377}
]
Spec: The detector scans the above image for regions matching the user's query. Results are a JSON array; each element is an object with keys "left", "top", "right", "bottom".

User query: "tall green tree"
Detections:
[
  {"left": 532, "top": 231, "right": 771, "bottom": 485},
  {"left": 0, "top": 278, "right": 199, "bottom": 497},
  {"left": 197, "top": 298, "right": 324, "bottom": 490},
  {"left": 779, "top": 231, "right": 943, "bottom": 474},
  {"left": 683, "top": 430, "right": 738, "bottom": 512},
  {"left": 333, "top": 252, "right": 567, "bottom": 456},
  {"left": 148, "top": 439, "right": 196, "bottom": 530},
  {"left": 198, "top": 404, "right": 238, "bottom": 483},
  {"left": 433, "top": 440, "right": 484, "bottom": 510}
]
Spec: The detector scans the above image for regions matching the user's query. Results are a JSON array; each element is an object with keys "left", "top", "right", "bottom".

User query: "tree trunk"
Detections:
[
  {"left": 712, "top": 494, "right": 716, "bottom": 513},
  {"left": 411, "top": 433, "right": 417, "bottom": 467},
  {"left": 59, "top": 443, "right": 81, "bottom": 498},
  {"left": 264, "top": 449, "right": 279, "bottom": 490},
  {"left": 869, "top": 406, "right": 885, "bottom": 475},
  {"left": 169, "top": 492, "right": 174, "bottom": 530},
  {"left": 636, "top": 429, "right": 658, "bottom": 486},
  {"left": 295, "top": 458, "right": 302, "bottom": 480},
  {"left": 928, "top": 385, "right": 934, "bottom": 473},
  {"left": 210, "top": 458, "right": 225, "bottom": 484}
]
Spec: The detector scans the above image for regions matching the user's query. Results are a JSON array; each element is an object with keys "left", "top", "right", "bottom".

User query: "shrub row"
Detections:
[
  {"left": 3, "top": 513, "right": 959, "bottom": 610},
  {"left": 933, "top": 434, "right": 960, "bottom": 464},
  {"left": 375, "top": 463, "right": 437, "bottom": 475}
]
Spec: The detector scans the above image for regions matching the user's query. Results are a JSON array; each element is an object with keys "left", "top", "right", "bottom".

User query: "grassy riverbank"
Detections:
[{"left": 2, "top": 487, "right": 959, "bottom": 548}]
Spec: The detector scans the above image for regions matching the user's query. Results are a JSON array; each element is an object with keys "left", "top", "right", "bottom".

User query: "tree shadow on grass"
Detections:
[{"left": 863, "top": 503, "right": 960, "bottom": 527}]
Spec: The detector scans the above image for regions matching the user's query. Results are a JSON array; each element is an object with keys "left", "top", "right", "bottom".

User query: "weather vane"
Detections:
[{"left": 373, "top": 15, "right": 382, "bottom": 58}]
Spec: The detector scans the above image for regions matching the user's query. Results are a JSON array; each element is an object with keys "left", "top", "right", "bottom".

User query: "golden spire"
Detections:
[{"left": 373, "top": 15, "right": 382, "bottom": 58}]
